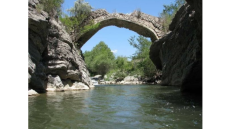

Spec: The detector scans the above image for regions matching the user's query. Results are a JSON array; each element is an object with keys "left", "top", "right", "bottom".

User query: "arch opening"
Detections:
[{"left": 74, "top": 10, "right": 163, "bottom": 48}]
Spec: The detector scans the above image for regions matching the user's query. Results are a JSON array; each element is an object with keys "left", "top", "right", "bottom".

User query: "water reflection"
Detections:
[{"left": 29, "top": 85, "right": 202, "bottom": 129}]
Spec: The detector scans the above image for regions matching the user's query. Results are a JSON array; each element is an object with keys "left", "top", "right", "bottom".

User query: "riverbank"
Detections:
[
  {"left": 92, "top": 74, "right": 162, "bottom": 86},
  {"left": 99, "top": 79, "right": 161, "bottom": 85}
]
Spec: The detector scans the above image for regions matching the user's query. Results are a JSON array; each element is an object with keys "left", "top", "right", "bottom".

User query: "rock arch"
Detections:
[{"left": 73, "top": 9, "right": 164, "bottom": 48}]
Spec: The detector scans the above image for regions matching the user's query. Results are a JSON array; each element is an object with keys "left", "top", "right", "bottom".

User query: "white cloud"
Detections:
[{"left": 111, "top": 50, "right": 118, "bottom": 53}]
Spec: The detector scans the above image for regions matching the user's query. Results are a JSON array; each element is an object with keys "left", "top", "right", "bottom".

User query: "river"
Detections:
[{"left": 29, "top": 85, "right": 202, "bottom": 129}]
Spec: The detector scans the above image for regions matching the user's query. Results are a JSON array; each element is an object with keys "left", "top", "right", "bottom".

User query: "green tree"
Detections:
[
  {"left": 115, "top": 56, "right": 133, "bottom": 72},
  {"left": 83, "top": 41, "right": 115, "bottom": 76},
  {"left": 66, "top": 0, "right": 93, "bottom": 33},
  {"left": 60, "top": 0, "right": 100, "bottom": 47},
  {"left": 37, "top": 0, "right": 64, "bottom": 16},
  {"left": 67, "top": 0, "right": 92, "bottom": 17},
  {"left": 129, "top": 35, "right": 156, "bottom": 77},
  {"left": 160, "top": 0, "right": 185, "bottom": 33},
  {"left": 60, "top": 0, "right": 92, "bottom": 32}
]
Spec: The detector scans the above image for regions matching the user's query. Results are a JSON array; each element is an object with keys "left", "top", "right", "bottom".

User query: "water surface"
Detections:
[{"left": 29, "top": 85, "right": 202, "bottom": 129}]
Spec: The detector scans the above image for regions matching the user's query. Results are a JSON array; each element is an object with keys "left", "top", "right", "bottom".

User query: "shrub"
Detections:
[
  {"left": 160, "top": 0, "right": 185, "bottom": 33},
  {"left": 83, "top": 41, "right": 115, "bottom": 77},
  {"left": 59, "top": 0, "right": 98, "bottom": 47},
  {"left": 136, "top": 8, "right": 142, "bottom": 18},
  {"left": 38, "top": 0, "right": 64, "bottom": 16}
]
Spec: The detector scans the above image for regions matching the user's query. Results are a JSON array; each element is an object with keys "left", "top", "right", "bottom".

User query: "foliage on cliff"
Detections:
[
  {"left": 59, "top": 0, "right": 98, "bottom": 39},
  {"left": 160, "top": 0, "right": 185, "bottom": 33},
  {"left": 36, "top": 0, "right": 64, "bottom": 16}
]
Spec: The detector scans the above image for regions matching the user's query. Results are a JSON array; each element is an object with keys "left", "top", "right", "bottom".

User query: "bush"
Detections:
[
  {"left": 136, "top": 8, "right": 142, "bottom": 18},
  {"left": 133, "top": 8, "right": 141, "bottom": 18},
  {"left": 113, "top": 71, "right": 126, "bottom": 81},
  {"left": 59, "top": 0, "right": 98, "bottom": 47},
  {"left": 83, "top": 41, "right": 115, "bottom": 77},
  {"left": 129, "top": 35, "right": 157, "bottom": 77},
  {"left": 67, "top": 0, "right": 92, "bottom": 17},
  {"left": 38, "top": 0, "right": 64, "bottom": 16},
  {"left": 160, "top": 0, "right": 185, "bottom": 33}
]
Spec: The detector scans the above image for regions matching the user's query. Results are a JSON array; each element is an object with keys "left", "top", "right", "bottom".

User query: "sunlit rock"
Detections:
[{"left": 28, "top": 89, "right": 39, "bottom": 96}]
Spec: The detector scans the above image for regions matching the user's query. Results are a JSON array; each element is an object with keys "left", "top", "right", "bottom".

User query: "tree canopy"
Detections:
[
  {"left": 37, "top": 0, "right": 64, "bottom": 16},
  {"left": 160, "top": 0, "right": 186, "bottom": 33},
  {"left": 83, "top": 35, "right": 157, "bottom": 81},
  {"left": 129, "top": 35, "right": 156, "bottom": 77},
  {"left": 59, "top": 0, "right": 100, "bottom": 48},
  {"left": 83, "top": 41, "right": 115, "bottom": 76},
  {"left": 67, "top": 0, "right": 92, "bottom": 17}
]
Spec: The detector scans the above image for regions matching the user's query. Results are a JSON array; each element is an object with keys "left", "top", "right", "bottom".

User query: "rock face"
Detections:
[
  {"left": 122, "top": 76, "right": 139, "bottom": 84},
  {"left": 124, "top": 76, "right": 138, "bottom": 82},
  {"left": 46, "top": 75, "right": 64, "bottom": 92},
  {"left": 149, "top": 0, "right": 202, "bottom": 93},
  {"left": 75, "top": 9, "right": 164, "bottom": 48},
  {"left": 28, "top": 0, "right": 93, "bottom": 92}
]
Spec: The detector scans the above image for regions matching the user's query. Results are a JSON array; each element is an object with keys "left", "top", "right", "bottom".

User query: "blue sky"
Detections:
[{"left": 62, "top": 0, "right": 175, "bottom": 57}]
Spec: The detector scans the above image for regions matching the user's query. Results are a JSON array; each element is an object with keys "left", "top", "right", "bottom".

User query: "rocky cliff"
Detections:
[
  {"left": 28, "top": 0, "right": 93, "bottom": 93},
  {"left": 149, "top": 0, "right": 202, "bottom": 93}
]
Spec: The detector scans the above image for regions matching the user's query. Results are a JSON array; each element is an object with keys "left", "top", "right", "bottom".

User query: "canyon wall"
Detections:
[
  {"left": 28, "top": 0, "right": 93, "bottom": 93},
  {"left": 149, "top": 0, "right": 202, "bottom": 93},
  {"left": 29, "top": 0, "right": 202, "bottom": 93}
]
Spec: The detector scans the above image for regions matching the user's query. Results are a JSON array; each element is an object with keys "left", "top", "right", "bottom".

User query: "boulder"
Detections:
[
  {"left": 46, "top": 75, "right": 64, "bottom": 92},
  {"left": 124, "top": 76, "right": 139, "bottom": 82},
  {"left": 28, "top": 89, "right": 39, "bottom": 96}
]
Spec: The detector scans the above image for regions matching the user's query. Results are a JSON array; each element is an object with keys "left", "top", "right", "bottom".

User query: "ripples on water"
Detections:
[{"left": 29, "top": 85, "right": 202, "bottom": 129}]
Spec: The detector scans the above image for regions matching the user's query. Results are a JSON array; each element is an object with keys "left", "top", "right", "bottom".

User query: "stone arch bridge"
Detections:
[{"left": 73, "top": 9, "right": 164, "bottom": 48}]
